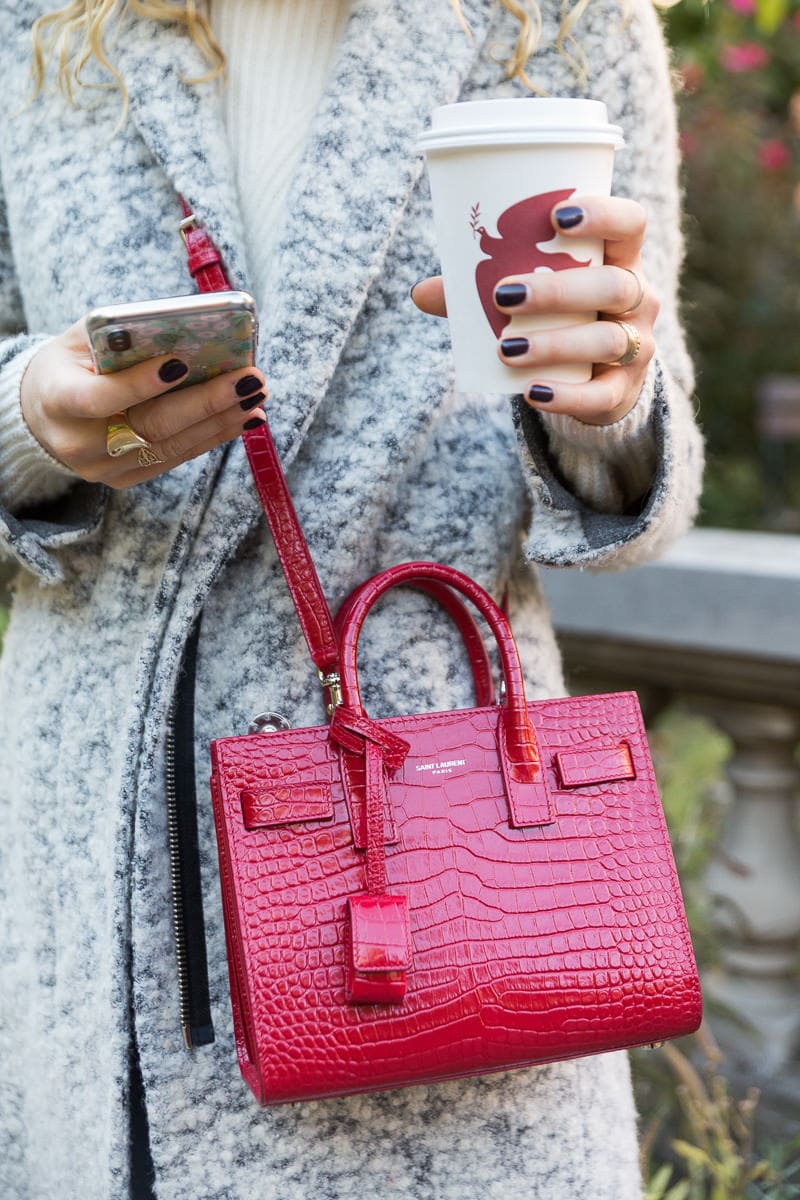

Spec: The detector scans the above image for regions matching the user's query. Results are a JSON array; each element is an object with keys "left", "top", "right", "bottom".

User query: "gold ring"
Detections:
[
  {"left": 614, "top": 267, "right": 645, "bottom": 316},
  {"left": 605, "top": 320, "right": 641, "bottom": 367},
  {"left": 137, "top": 446, "right": 166, "bottom": 467},
  {"left": 106, "top": 411, "right": 151, "bottom": 458}
]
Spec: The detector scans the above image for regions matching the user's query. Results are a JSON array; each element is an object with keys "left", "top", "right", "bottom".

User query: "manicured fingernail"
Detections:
[
  {"left": 409, "top": 277, "right": 428, "bottom": 301},
  {"left": 494, "top": 284, "right": 528, "bottom": 308},
  {"left": 500, "top": 337, "right": 529, "bottom": 358},
  {"left": 555, "top": 206, "right": 584, "bottom": 229},
  {"left": 158, "top": 358, "right": 188, "bottom": 382},
  {"left": 242, "top": 415, "right": 266, "bottom": 430},
  {"left": 528, "top": 384, "right": 554, "bottom": 403},
  {"left": 239, "top": 391, "right": 266, "bottom": 411},
  {"left": 235, "top": 374, "right": 263, "bottom": 397}
]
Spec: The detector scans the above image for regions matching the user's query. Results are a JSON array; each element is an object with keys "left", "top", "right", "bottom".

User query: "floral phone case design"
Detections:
[{"left": 86, "top": 291, "right": 258, "bottom": 389}]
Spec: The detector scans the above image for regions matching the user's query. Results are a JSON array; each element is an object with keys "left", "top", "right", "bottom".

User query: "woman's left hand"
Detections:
[{"left": 411, "top": 195, "right": 659, "bottom": 426}]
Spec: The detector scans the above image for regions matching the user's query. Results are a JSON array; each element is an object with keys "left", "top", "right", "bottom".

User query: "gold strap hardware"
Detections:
[
  {"left": 179, "top": 214, "right": 199, "bottom": 246},
  {"left": 318, "top": 669, "right": 343, "bottom": 714}
]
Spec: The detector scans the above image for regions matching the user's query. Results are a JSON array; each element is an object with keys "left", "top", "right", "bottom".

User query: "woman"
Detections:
[{"left": 0, "top": 0, "right": 703, "bottom": 1197}]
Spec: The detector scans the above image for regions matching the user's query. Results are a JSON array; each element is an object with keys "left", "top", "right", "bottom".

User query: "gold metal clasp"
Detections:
[
  {"left": 318, "top": 669, "right": 343, "bottom": 715},
  {"left": 179, "top": 213, "right": 199, "bottom": 245}
]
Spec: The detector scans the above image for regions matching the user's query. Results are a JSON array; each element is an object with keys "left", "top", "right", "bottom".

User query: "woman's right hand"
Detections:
[{"left": 20, "top": 317, "right": 268, "bottom": 489}]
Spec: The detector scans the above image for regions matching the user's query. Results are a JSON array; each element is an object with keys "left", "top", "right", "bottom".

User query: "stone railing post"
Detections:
[
  {"left": 701, "top": 701, "right": 800, "bottom": 1069},
  {"left": 538, "top": 528, "right": 800, "bottom": 1074}
]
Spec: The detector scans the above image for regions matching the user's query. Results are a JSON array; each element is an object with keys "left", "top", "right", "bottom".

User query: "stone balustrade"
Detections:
[{"left": 538, "top": 527, "right": 800, "bottom": 1103}]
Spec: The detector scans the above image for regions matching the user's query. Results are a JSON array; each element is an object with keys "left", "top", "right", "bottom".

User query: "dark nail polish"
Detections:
[
  {"left": 555, "top": 206, "right": 584, "bottom": 229},
  {"left": 235, "top": 374, "right": 263, "bottom": 397},
  {"left": 528, "top": 384, "right": 554, "bottom": 403},
  {"left": 239, "top": 391, "right": 266, "bottom": 411},
  {"left": 494, "top": 284, "right": 528, "bottom": 308},
  {"left": 158, "top": 358, "right": 188, "bottom": 383},
  {"left": 242, "top": 416, "right": 266, "bottom": 430},
  {"left": 500, "top": 337, "right": 529, "bottom": 358}
]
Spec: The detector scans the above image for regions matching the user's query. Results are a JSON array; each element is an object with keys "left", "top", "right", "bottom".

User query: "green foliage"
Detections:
[
  {"left": 662, "top": 0, "right": 800, "bottom": 530},
  {"left": 636, "top": 1033, "right": 800, "bottom": 1199},
  {"left": 649, "top": 705, "right": 731, "bottom": 963},
  {"left": 634, "top": 703, "right": 800, "bottom": 1199}
]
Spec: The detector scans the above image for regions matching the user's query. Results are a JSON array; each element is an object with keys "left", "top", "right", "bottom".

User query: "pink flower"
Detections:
[
  {"left": 727, "top": 0, "right": 756, "bottom": 13},
  {"left": 794, "top": 10, "right": 800, "bottom": 30},
  {"left": 678, "top": 130, "right": 698, "bottom": 158},
  {"left": 720, "top": 42, "right": 769, "bottom": 72},
  {"left": 758, "top": 139, "right": 791, "bottom": 171}
]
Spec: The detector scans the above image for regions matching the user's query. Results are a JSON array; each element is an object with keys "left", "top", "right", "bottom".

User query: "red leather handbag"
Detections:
[{"left": 184, "top": 206, "right": 703, "bottom": 1106}]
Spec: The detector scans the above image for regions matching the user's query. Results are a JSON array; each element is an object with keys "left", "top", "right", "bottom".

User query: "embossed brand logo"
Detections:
[{"left": 415, "top": 758, "right": 466, "bottom": 776}]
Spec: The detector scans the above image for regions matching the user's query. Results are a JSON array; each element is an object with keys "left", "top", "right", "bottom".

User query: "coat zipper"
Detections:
[
  {"left": 165, "top": 697, "right": 194, "bottom": 1050},
  {"left": 164, "top": 616, "right": 215, "bottom": 1050}
]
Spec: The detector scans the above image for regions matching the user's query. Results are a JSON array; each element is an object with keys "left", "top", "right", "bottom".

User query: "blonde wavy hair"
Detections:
[{"left": 31, "top": 0, "right": 626, "bottom": 120}]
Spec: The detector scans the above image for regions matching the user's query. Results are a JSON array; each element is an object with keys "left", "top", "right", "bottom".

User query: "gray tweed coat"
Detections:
[{"left": 0, "top": 0, "right": 703, "bottom": 1197}]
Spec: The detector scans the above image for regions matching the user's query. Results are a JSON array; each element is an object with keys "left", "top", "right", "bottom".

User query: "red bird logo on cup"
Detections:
[{"left": 472, "top": 188, "right": 591, "bottom": 339}]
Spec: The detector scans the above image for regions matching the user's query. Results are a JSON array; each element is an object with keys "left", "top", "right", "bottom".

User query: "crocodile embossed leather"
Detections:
[
  {"left": 182, "top": 201, "right": 702, "bottom": 1105},
  {"left": 209, "top": 563, "right": 702, "bottom": 1106}
]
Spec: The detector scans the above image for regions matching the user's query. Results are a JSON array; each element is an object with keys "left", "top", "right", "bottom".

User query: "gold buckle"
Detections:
[
  {"left": 179, "top": 214, "right": 199, "bottom": 246},
  {"left": 318, "top": 669, "right": 343, "bottom": 714}
]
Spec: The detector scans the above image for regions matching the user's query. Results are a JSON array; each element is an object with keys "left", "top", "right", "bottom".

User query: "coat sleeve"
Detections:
[
  {"left": 515, "top": 0, "right": 704, "bottom": 571},
  {"left": 0, "top": 171, "right": 106, "bottom": 584}
]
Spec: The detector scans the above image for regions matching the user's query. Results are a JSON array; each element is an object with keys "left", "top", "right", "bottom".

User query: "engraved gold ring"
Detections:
[{"left": 604, "top": 320, "right": 642, "bottom": 367}]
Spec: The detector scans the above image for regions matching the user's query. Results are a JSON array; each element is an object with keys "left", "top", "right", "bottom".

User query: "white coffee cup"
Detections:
[{"left": 417, "top": 98, "right": 625, "bottom": 393}]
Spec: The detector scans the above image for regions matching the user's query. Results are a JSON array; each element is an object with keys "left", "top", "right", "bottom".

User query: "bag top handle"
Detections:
[{"left": 334, "top": 562, "right": 547, "bottom": 812}]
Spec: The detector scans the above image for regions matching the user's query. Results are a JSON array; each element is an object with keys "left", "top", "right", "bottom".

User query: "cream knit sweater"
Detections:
[{"left": 0, "top": 0, "right": 657, "bottom": 517}]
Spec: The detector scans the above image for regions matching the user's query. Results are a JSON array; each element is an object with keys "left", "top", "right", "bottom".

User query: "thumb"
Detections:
[{"left": 411, "top": 276, "right": 448, "bottom": 318}]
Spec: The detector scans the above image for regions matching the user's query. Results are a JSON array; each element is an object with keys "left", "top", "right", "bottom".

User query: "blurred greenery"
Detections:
[
  {"left": 634, "top": 702, "right": 800, "bottom": 1198},
  {"left": 649, "top": 705, "right": 731, "bottom": 966},
  {"left": 635, "top": 1030, "right": 800, "bottom": 1199},
  {"left": 662, "top": 0, "right": 800, "bottom": 530}
]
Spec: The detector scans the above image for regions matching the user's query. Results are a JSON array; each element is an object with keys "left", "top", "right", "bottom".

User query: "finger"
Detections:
[
  {"left": 121, "top": 397, "right": 267, "bottom": 474},
  {"left": 498, "top": 317, "right": 655, "bottom": 372},
  {"left": 410, "top": 276, "right": 447, "bottom": 318},
  {"left": 106, "top": 407, "right": 268, "bottom": 489},
  {"left": 494, "top": 264, "right": 658, "bottom": 322},
  {"left": 122, "top": 368, "right": 268, "bottom": 446},
  {"left": 521, "top": 369, "right": 642, "bottom": 426},
  {"left": 57, "top": 325, "right": 265, "bottom": 421},
  {"left": 550, "top": 196, "right": 648, "bottom": 267}
]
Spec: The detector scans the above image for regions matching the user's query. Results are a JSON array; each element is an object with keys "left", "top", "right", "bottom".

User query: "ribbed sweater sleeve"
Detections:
[
  {"left": 536, "top": 359, "right": 658, "bottom": 513},
  {"left": 0, "top": 339, "right": 80, "bottom": 512}
]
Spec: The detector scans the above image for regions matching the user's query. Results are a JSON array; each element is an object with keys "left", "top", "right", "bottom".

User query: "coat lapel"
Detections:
[
  {"left": 196, "top": 0, "right": 495, "bottom": 579},
  {"left": 246, "top": 0, "right": 495, "bottom": 464},
  {"left": 114, "top": 8, "right": 250, "bottom": 292},
  {"left": 114, "top": 0, "right": 494, "bottom": 611}
]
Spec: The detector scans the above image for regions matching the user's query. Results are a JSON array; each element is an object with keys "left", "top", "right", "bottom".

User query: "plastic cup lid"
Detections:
[{"left": 417, "top": 98, "right": 625, "bottom": 152}]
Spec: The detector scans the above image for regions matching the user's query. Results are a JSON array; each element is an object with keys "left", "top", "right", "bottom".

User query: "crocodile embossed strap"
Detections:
[{"left": 178, "top": 199, "right": 340, "bottom": 678}]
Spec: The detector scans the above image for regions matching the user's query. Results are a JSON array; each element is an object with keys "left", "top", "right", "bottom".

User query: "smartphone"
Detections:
[{"left": 85, "top": 290, "right": 258, "bottom": 388}]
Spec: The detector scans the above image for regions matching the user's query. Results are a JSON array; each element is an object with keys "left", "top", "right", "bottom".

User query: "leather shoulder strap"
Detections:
[{"left": 179, "top": 199, "right": 339, "bottom": 678}]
